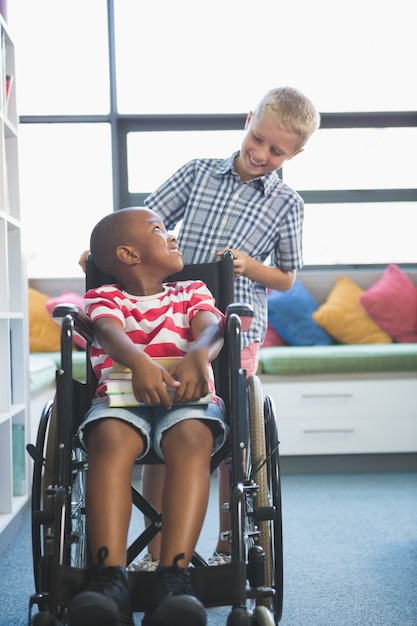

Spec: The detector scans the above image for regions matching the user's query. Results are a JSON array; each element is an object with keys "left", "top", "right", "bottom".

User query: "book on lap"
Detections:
[
  {"left": 104, "top": 358, "right": 213, "bottom": 407},
  {"left": 106, "top": 390, "right": 213, "bottom": 407}
]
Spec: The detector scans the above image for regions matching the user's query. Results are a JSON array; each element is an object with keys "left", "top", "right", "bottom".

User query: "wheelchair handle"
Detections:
[
  {"left": 226, "top": 302, "right": 254, "bottom": 332},
  {"left": 52, "top": 303, "right": 94, "bottom": 343}
]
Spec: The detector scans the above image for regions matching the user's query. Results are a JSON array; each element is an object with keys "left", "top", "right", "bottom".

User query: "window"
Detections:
[
  {"left": 18, "top": 124, "right": 113, "bottom": 277},
  {"left": 11, "top": 0, "right": 109, "bottom": 115},
  {"left": 8, "top": 0, "right": 417, "bottom": 276},
  {"left": 114, "top": 1, "right": 416, "bottom": 114}
]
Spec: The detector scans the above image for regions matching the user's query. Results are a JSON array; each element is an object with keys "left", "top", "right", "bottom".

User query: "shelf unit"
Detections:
[{"left": 0, "top": 14, "right": 30, "bottom": 552}]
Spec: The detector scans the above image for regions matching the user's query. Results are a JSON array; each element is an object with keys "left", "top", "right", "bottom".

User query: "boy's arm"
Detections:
[
  {"left": 169, "top": 310, "right": 224, "bottom": 404},
  {"left": 92, "top": 316, "right": 180, "bottom": 408},
  {"left": 217, "top": 248, "right": 296, "bottom": 292}
]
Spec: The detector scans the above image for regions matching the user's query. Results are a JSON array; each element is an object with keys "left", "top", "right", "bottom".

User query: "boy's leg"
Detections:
[
  {"left": 159, "top": 418, "right": 214, "bottom": 566},
  {"left": 68, "top": 418, "right": 145, "bottom": 626},
  {"left": 215, "top": 341, "right": 259, "bottom": 555},
  {"left": 86, "top": 418, "right": 145, "bottom": 565},
  {"left": 142, "top": 464, "right": 164, "bottom": 559},
  {"left": 142, "top": 417, "right": 213, "bottom": 626}
]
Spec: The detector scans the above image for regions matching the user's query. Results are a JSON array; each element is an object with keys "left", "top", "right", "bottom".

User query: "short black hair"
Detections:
[{"left": 89, "top": 207, "right": 138, "bottom": 276}]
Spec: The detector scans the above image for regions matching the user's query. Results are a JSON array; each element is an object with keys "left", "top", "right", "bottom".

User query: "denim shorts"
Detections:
[{"left": 78, "top": 397, "right": 228, "bottom": 461}]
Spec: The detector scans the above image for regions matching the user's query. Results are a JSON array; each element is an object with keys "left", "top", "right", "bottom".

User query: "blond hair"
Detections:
[{"left": 253, "top": 86, "right": 320, "bottom": 148}]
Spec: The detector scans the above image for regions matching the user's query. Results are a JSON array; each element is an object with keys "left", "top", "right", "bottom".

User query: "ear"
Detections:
[
  {"left": 116, "top": 245, "right": 140, "bottom": 265},
  {"left": 244, "top": 111, "right": 253, "bottom": 130},
  {"left": 287, "top": 147, "right": 304, "bottom": 161}
]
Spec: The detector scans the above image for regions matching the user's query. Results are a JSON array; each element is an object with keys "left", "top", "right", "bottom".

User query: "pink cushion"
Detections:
[
  {"left": 359, "top": 265, "right": 417, "bottom": 343},
  {"left": 262, "top": 322, "right": 288, "bottom": 347},
  {"left": 46, "top": 291, "right": 86, "bottom": 349}
]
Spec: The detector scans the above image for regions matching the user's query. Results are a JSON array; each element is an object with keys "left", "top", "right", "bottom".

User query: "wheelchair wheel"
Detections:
[
  {"left": 31, "top": 396, "right": 88, "bottom": 590},
  {"left": 247, "top": 375, "right": 283, "bottom": 624},
  {"left": 31, "top": 399, "right": 58, "bottom": 593},
  {"left": 263, "top": 394, "right": 283, "bottom": 623}
]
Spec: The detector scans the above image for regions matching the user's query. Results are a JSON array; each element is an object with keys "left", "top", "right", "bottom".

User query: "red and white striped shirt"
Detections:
[{"left": 85, "top": 280, "right": 225, "bottom": 399}]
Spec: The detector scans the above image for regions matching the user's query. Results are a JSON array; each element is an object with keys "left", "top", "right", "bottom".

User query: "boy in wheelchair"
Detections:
[{"left": 68, "top": 207, "right": 228, "bottom": 626}]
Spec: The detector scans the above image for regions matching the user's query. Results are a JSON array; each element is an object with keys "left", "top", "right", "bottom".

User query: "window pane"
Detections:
[
  {"left": 283, "top": 128, "right": 417, "bottom": 191},
  {"left": 127, "top": 130, "right": 243, "bottom": 192},
  {"left": 8, "top": 0, "right": 109, "bottom": 115},
  {"left": 303, "top": 203, "right": 417, "bottom": 265},
  {"left": 115, "top": 0, "right": 416, "bottom": 114},
  {"left": 19, "top": 124, "right": 113, "bottom": 277}
]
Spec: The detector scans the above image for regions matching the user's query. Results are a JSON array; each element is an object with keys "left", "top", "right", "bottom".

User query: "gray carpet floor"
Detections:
[{"left": 1, "top": 472, "right": 416, "bottom": 626}]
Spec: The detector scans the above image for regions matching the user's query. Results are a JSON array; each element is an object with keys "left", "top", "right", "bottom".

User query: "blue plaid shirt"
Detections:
[{"left": 144, "top": 152, "right": 304, "bottom": 348}]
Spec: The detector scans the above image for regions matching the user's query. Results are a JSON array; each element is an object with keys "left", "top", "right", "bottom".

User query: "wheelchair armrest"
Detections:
[
  {"left": 52, "top": 303, "right": 94, "bottom": 343},
  {"left": 226, "top": 302, "right": 254, "bottom": 332}
]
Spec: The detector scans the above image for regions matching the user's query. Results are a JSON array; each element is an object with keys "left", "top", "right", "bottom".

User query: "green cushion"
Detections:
[
  {"left": 258, "top": 344, "right": 417, "bottom": 376},
  {"left": 30, "top": 351, "right": 87, "bottom": 393},
  {"left": 29, "top": 354, "right": 56, "bottom": 394}
]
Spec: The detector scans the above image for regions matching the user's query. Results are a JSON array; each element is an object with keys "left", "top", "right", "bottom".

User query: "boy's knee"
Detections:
[
  {"left": 87, "top": 418, "right": 142, "bottom": 456},
  {"left": 163, "top": 419, "right": 213, "bottom": 453}
]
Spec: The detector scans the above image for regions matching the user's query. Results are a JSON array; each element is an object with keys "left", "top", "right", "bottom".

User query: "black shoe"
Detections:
[
  {"left": 67, "top": 546, "right": 134, "bottom": 626},
  {"left": 142, "top": 553, "right": 206, "bottom": 626}
]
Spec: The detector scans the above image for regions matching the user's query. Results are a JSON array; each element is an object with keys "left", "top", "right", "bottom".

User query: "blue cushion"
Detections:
[{"left": 267, "top": 280, "right": 333, "bottom": 346}]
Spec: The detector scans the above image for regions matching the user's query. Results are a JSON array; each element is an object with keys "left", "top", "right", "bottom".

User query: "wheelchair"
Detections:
[{"left": 27, "top": 251, "right": 284, "bottom": 626}]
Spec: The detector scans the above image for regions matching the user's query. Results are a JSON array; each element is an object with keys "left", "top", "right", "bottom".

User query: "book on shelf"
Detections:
[{"left": 105, "top": 358, "right": 213, "bottom": 407}]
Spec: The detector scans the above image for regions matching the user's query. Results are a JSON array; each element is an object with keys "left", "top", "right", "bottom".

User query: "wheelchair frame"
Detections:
[{"left": 27, "top": 252, "right": 283, "bottom": 626}]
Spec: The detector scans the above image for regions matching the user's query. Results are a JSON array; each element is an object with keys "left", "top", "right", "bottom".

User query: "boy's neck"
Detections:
[
  {"left": 233, "top": 153, "right": 260, "bottom": 183},
  {"left": 120, "top": 276, "right": 165, "bottom": 297}
]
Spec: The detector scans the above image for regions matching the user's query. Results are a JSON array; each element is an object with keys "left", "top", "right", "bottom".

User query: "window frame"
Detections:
[{"left": 17, "top": 0, "right": 417, "bottom": 269}]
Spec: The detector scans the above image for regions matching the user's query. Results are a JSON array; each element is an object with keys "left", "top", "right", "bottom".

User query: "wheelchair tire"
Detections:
[
  {"left": 227, "top": 608, "right": 252, "bottom": 625},
  {"left": 31, "top": 398, "right": 58, "bottom": 594},
  {"left": 247, "top": 376, "right": 283, "bottom": 624},
  {"left": 264, "top": 394, "right": 283, "bottom": 624},
  {"left": 32, "top": 611, "right": 57, "bottom": 626},
  {"left": 247, "top": 376, "right": 270, "bottom": 583},
  {"left": 43, "top": 397, "right": 60, "bottom": 556},
  {"left": 251, "top": 605, "right": 276, "bottom": 625},
  {"left": 32, "top": 396, "right": 88, "bottom": 582}
]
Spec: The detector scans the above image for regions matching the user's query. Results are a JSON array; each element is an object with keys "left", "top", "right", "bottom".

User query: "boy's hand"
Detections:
[
  {"left": 167, "top": 351, "right": 210, "bottom": 404},
  {"left": 131, "top": 361, "right": 180, "bottom": 409},
  {"left": 217, "top": 248, "right": 249, "bottom": 277},
  {"left": 78, "top": 250, "right": 90, "bottom": 274},
  {"left": 217, "top": 247, "right": 296, "bottom": 291}
]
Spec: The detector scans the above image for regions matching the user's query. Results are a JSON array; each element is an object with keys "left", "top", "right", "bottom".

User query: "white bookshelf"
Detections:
[{"left": 0, "top": 14, "right": 30, "bottom": 551}]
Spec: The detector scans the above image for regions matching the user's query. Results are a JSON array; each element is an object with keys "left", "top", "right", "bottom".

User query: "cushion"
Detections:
[
  {"left": 38, "top": 351, "right": 87, "bottom": 382},
  {"left": 29, "top": 287, "right": 61, "bottom": 352},
  {"left": 258, "top": 343, "right": 417, "bottom": 376},
  {"left": 267, "top": 279, "right": 333, "bottom": 346},
  {"left": 359, "top": 265, "right": 417, "bottom": 343},
  {"left": 29, "top": 353, "right": 57, "bottom": 394},
  {"left": 312, "top": 276, "right": 392, "bottom": 344},
  {"left": 262, "top": 322, "right": 288, "bottom": 347},
  {"left": 46, "top": 291, "right": 86, "bottom": 349},
  {"left": 29, "top": 351, "right": 87, "bottom": 393}
]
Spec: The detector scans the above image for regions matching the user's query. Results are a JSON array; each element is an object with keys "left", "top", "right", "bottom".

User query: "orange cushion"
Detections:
[
  {"left": 312, "top": 276, "right": 392, "bottom": 345},
  {"left": 29, "top": 287, "right": 61, "bottom": 352}
]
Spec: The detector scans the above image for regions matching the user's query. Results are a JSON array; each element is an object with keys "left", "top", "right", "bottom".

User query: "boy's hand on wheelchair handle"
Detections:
[
  {"left": 78, "top": 249, "right": 90, "bottom": 274},
  {"left": 217, "top": 247, "right": 249, "bottom": 278}
]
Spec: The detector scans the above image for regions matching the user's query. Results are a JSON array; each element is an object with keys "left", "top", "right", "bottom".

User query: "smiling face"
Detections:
[
  {"left": 126, "top": 208, "right": 184, "bottom": 276},
  {"left": 234, "top": 111, "right": 303, "bottom": 182}
]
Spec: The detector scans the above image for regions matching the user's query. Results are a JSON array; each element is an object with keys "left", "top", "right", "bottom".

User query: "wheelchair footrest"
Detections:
[
  {"left": 129, "top": 562, "right": 247, "bottom": 610},
  {"left": 49, "top": 562, "right": 247, "bottom": 612},
  {"left": 190, "top": 562, "right": 247, "bottom": 608}
]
